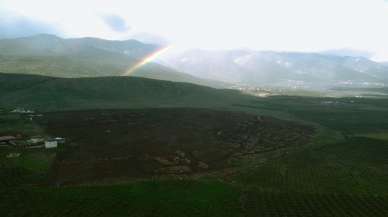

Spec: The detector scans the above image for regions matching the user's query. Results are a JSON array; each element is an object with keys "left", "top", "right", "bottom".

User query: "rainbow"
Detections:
[{"left": 123, "top": 45, "right": 172, "bottom": 76}]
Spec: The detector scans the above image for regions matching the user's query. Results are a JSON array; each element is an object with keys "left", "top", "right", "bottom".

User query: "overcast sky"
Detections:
[{"left": 1, "top": 0, "right": 388, "bottom": 60}]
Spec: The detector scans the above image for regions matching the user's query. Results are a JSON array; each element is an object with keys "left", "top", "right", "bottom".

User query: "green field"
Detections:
[
  {"left": 0, "top": 149, "right": 56, "bottom": 187},
  {"left": 2, "top": 181, "right": 388, "bottom": 217}
]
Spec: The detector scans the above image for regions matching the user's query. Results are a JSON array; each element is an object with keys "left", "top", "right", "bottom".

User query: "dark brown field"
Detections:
[{"left": 36, "top": 108, "right": 314, "bottom": 185}]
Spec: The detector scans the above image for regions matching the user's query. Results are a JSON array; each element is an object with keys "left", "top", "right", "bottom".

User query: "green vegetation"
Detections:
[
  {"left": 0, "top": 112, "right": 44, "bottom": 136},
  {"left": 2, "top": 181, "right": 388, "bottom": 217},
  {"left": 2, "top": 73, "right": 388, "bottom": 216},
  {"left": 2, "top": 181, "right": 242, "bottom": 217},
  {"left": 244, "top": 96, "right": 388, "bottom": 134},
  {"left": 6, "top": 150, "right": 55, "bottom": 172},
  {"left": 358, "top": 131, "right": 388, "bottom": 141},
  {"left": 238, "top": 137, "right": 388, "bottom": 195},
  {"left": 0, "top": 149, "right": 55, "bottom": 187},
  {"left": 0, "top": 73, "right": 247, "bottom": 112}
]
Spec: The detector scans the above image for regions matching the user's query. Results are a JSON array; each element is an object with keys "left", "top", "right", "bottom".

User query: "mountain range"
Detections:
[
  {"left": 0, "top": 34, "right": 225, "bottom": 88},
  {"left": 2, "top": 34, "right": 388, "bottom": 90},
  {"left": 163, "top": 49, "right": 388, "bottom": 89}
]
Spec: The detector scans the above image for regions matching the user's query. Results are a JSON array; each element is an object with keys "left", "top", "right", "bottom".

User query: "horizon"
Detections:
[{"left": 1, "top": 31, "right": 386, "bottom": 64}]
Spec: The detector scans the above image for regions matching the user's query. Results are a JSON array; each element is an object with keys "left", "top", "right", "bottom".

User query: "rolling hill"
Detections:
[{"left": 0, "top": 73, "right": 246, "bottom": 112}]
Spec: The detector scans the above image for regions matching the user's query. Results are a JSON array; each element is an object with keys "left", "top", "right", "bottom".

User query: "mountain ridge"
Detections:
[
  {"left": 163, "top": 49, "right": 388, "bottom": 89},
  {"left": 0, "top": 34, "right": 226, "bottom": 88}
]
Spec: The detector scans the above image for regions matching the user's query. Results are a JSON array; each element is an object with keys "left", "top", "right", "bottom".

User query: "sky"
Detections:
[{"left": 1, "top": 0, "right": 388, "bottom": 61}]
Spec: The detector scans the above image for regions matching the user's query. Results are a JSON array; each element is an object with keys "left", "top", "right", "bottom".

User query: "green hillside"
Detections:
[
  {"left": 0, "top": 34, "right": 156, "bottom": 58},
  {"left": 0, "top": 73, "right": 245, "bottom": 111}
]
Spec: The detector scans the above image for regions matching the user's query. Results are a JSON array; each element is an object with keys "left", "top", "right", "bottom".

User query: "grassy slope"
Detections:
[
  {"left": 248, "top": 96, "right": 388, "bottom": 133},
  {"left": 0, "top": 73, "right": 250, "bottom": 112}
]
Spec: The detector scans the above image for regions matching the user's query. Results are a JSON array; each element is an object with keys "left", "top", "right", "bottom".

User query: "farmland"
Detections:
[
  {"left": 3, "top": 181, "right": 388, "bottom": 217},
  {"left": 35, "top": 108, "right": 313, "bottom": 184},
  {"left": 2, "top": 74, "right": 388, "bottom": 216},
  {"left": 2, "top": 99, "right": 388, "bottom": 216}
]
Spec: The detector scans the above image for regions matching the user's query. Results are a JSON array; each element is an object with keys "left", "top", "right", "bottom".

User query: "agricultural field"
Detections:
[
  {"left": 358, "top": 131, "right": 388, "bottom": 141},
  {"left": 0, "top": 149, "right": 56, "bottom": 187},
  {"left": 35, "top": 108, "right": 314, "bottom": 185},
  {"left": 237, "top": 137, "right": 388, "bottom": 195},
  {"left": 2, "top": 76, "right": 388, "bottom": 216},
  {"left": 2, "top": 181, "right": 388, "bottom": 217},
  {"left": 0, "top": 111, "right": 44, "bottom": 136}
]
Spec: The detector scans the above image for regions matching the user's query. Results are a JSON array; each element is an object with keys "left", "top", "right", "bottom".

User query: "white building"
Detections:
[
  {"left": 11, "top": 108, "right": 34, "bottom": 114},
  {"left": 6, "top": 153, "right": 21, "bottom": 158},
  {"left": 29, "top": 137, "right": 44, "bottom": 144},
  {"left": 54, "top": 137, "right": 65, "bottom": 144},
  {"left": 44, "top": 140, "right": 58, "bottom": 149}
]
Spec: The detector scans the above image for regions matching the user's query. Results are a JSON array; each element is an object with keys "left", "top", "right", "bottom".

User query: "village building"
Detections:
[
  {"left": 0, "top": 136, "right": 17, "bottom": 143},
  {"left": 6, "top": 153, "right": 21, "bottom": 158},
  {"left": 0, "top": 135, "right": 20, "bottom": 146},
  {"left": 44, "top": 140, "right": 58, "bottom": 149},
  {"left": 28, "top": 137, "right": 44, "bottom": 145},
  {"left": 11, "top": 108, "right": 34, "bottom": 114},
  {"left": 54, "top": 137, "right": 66, "bottom": 144}
]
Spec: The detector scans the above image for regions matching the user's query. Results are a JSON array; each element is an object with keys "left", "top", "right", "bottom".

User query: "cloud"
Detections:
[
  {"left": 101, "top": 14, "right": 130, "bottom": 32},
  {"left": 0, "top": 13, "right": 61, "bottom": 38}
]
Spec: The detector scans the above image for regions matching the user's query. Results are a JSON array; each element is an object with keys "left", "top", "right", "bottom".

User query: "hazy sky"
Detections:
[{"left": 1, "top": 0, "right": 388, "bottom": 60}]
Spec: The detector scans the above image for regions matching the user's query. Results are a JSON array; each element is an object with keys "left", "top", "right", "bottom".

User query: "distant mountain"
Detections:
[
  {"left": 163, "top": 49, "right": 388, "bottom": 89},
  {"left": 0, "top": 34, "right": 156, "bottom": 57},
  {"left": 321, "top": 49, "right": 373, "bottom": 59},
  {"left": 130, "top": 32, "right": 169, "bottom": 45},
  {"left": 0, "top": 73, "right": 247, "bottom": 112},
  {"left": 0, "top": 34, "right": 225, "bottom": 88}
]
